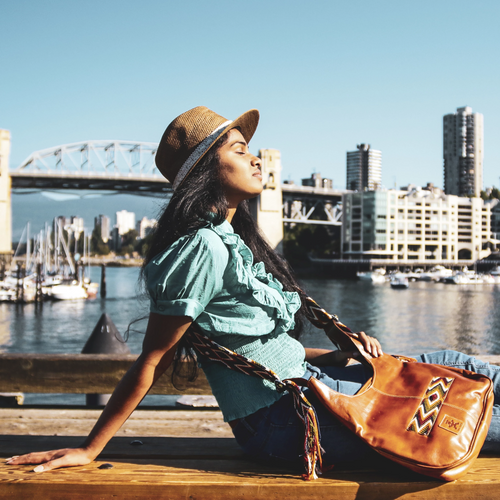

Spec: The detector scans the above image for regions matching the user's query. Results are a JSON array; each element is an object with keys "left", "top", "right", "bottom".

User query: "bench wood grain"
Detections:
[{"left": 0, "top": 354, "right": 211, "bottom": 395}]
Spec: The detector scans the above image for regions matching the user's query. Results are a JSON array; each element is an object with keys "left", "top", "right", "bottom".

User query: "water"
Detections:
[
  {"left": 300, "top": 280, "right": 500, "bottom": 356},
  {"left": 2, "top": 267, "right": 500, "bottom": 403},
  {"left": 0, "top": 267, "right": 147, "bottom": 355}
]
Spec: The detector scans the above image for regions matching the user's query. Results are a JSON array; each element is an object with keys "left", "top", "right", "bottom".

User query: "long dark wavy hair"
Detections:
[{"left": 143, "top": 130, "right": 307, "bottom": 388}]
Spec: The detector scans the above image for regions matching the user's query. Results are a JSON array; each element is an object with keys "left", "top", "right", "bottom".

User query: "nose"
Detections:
[{"left": 251, "top": 155, "right": 261, "bottom": 169}]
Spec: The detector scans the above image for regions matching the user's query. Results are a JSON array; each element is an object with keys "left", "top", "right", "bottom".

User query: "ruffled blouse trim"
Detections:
[{"left": 206, "top": 219, "right": 301, "bottom": 334}]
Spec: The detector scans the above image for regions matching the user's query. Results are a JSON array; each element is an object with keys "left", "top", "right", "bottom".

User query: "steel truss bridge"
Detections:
[{"left": 11, "top": 140, "right": 344, "bottom": 224}]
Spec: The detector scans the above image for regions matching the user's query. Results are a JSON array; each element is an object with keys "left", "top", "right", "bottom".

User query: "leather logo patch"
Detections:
[{"left": 438, "top": 414, "right": 464, "bottom": 434}]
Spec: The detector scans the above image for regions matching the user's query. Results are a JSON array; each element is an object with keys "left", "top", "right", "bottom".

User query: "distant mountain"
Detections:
[{"left": 11, "top": 192, "right": 164, "bottom": 242}]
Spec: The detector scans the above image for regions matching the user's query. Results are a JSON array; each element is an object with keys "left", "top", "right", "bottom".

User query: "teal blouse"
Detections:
[{"left": 144, "top": 218, "right": 307, "bottom": 421}]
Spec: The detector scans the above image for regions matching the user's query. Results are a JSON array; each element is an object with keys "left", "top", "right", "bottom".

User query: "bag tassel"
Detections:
[
  {"left": 280, "top": 379, "right": 323, "bottom": 480},
  {"left": 188, "top": 327, "right": 325, "bottom": 480}
]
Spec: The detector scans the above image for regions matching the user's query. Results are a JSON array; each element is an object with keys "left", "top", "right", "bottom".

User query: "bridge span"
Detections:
[{"left": 2, "top": 136, "right": 345, "bottom": 259}]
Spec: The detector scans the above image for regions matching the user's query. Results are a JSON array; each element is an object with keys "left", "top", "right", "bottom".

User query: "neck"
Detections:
[{"left": 226, "top": 207, "right": 237, "bottom": 223}]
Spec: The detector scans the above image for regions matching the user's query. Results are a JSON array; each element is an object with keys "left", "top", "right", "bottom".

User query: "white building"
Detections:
[
  {"left": 346, "top": 144, "right": 382, "bottom": 192},
  {"left": 115, "top": 210, "right": 136, "bottom": 236},
  {"left": 443, "top": 106, "right": 484, "bottom": 198},
  {"left": 136, "top": 217, "right": 157, "bottom": 239},
  {"left": 68, "top": 216, "right": 84, "bottom": 239},
  {"left": 342, "top": 185, "right": 492, "bottom": 262}
]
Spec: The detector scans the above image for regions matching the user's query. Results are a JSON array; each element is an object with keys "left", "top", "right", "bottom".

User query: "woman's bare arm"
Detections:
[
  {"left": 5, "top": 313, "right": 192, "bottom": 472},
  {"left": 304, "top": 331, "right": 383, "bottom": 366}
]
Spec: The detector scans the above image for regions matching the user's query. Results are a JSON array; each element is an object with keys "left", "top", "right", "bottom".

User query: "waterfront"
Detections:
[
  {"left": 1, "top": 267, "right": 500, "bottom": 403},
  {"left": 2, "top": 267, "right": 500, "bottom": 357}
]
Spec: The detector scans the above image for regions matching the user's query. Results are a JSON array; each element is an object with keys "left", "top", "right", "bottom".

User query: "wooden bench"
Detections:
[
  {"left": 1, "top": 353, "right": 499, "bottom": 499},
  {"left": 0, "top": 353, "right": 211, "bottom": 396}
]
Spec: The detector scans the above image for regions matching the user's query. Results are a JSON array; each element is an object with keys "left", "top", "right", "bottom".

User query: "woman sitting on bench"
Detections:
[{"left": 6, "top": 106, "right": 500, "bottom": 475}]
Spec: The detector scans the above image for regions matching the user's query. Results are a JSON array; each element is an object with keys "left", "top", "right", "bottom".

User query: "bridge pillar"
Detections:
[
  {"left": 0, "top": 130, "right": 12, "bottom": 263},
  {"left": 249, "top": 149, "right": 284, "bottom": 253}
]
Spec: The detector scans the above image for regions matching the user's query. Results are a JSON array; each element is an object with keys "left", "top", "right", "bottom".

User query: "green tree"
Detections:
[
  {"left": 481, "top": 187, "right": 500, "bottom": 200},
  {"left": 134, "top": 232, "right": 153, "bottom": 257},
  {"left": 91, "top": 227, "right": 110, "bottom": 255},
  {"left": 283, "top": 224, "right": 340, "bottom": 266},
  {"left": 118, "top": 229, "right": 139, "bottom": 256}
]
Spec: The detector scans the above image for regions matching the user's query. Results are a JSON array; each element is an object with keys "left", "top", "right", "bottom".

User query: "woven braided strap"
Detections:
[{"left": 185, "top": 325, "right": 323, "bottom": 480}]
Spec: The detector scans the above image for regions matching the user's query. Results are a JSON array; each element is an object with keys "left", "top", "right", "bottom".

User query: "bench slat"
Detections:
[
  {"left": 1, "top": 457, "right": 499, "bottom": 500},
  {"left": 0, "top": 408, "right": 231, "bottom": 437},
  {"left": 0, "top": 435, "right": 242, "bottom": 459},
  {"left": 0, "top": 354, "right": 211, "bottom": 395}
]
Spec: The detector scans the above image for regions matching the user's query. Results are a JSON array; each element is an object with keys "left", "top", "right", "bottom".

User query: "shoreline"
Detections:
[{"left": 86, "top": 257, "right": 143, "bottom": 267}]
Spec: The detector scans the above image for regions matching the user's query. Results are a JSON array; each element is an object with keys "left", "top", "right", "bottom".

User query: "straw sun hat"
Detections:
[{"left": 155, "top": 106, "right": 260, "bottom": 190}]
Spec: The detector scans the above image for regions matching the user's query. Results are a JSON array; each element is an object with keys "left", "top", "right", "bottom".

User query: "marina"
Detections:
[
  {"left": 0, "top": 221, "right": 99, "bottom": 303},
  {"left": 357, "top": 264, "right": 500, "bottom": 285},
  {"left": 2, "top": 266, "right": 500, "bottom": 360}
]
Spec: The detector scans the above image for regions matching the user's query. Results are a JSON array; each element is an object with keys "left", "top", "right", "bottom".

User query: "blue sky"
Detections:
[{"left": 2, "top": 0, "right": 500, "bottom": 196}]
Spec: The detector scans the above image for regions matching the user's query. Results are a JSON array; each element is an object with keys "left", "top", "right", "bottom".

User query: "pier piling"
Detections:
[
  {"left": 15, "top": 262, "right": 24, "bottom": 304},
  {"left": 100, "top": 264, "right": 107, "bottom": 298},
  {"left": 34, "top": 262, "right": 43, "bottom": 304}
]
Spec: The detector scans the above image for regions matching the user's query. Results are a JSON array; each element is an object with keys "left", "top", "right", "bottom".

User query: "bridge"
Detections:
[{"left": 1, "top": 135, "right": 345, "bottom": 259}]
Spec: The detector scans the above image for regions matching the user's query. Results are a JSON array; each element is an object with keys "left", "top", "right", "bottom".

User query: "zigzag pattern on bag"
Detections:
[{"left": 407, "top": 377, "right": 455, "bottom": 436}]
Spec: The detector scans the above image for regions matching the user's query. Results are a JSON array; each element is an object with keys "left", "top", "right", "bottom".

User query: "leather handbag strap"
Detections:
[{"left": 303, "top": 296, "right": 372, "bottom": 364}]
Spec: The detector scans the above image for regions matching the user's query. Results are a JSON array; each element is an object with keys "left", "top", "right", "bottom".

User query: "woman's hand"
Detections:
[
  {"left": 305, "top": 332, "right": 383, "bottom": 367},
  {"left": 350, "top": 331, "right": 383, "bottom": 358},
  {"left": 5, "top": 447, "right": 95, "bottom": 472}
]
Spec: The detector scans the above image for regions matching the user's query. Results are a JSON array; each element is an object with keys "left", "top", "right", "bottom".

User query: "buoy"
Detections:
[{"left": 82, "top": 313, "right": 131, "bottom": 406}]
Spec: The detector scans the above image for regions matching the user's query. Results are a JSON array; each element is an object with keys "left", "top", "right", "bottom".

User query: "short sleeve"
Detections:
[{"left": 144, "top": 229, "right": 229, "bottom": 319}]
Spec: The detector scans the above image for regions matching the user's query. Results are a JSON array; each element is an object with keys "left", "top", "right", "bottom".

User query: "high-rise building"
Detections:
[
  {"left": 94, "top": 215, "right": 111, "bottom": 243},
  {"left": 136, "top": 217, "right": 157, "bottom": 239},
  {"left": 443, "top": 106, "right": 484, "bottom": 198},
  {"left": 68, "top": 216, "right": 84, "bottom": 239},
  {"left": 115, "top": 210, "right": 136, "bottom": 235},
  {"left": 346, "top": 144, "right": 382, "bottom": 191}
]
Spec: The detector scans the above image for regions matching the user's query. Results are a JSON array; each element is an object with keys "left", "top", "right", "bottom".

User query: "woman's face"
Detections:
[{"left": 218, "top": 128, "right": 263, "bottom": 207}]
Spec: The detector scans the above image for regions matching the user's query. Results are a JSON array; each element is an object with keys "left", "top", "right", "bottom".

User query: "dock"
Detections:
[{"left": 1, "top": 353, "right": 499, "bottom": 498}]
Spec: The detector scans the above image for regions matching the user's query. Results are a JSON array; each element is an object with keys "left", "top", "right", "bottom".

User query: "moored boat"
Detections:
[
  {"left": 357, "top": 269, "right": 386, "bottom": 283},
  {"left": 48, "top": 281, "right": 88, "bottom": 301},
  {"left": 417, "top": 265, "right": 453, "bottom": 282},
  {"left": 390, "top": 274, "right": 409, "bottom": 289}
]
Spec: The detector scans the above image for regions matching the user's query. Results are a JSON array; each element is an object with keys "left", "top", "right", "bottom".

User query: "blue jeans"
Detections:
[{"left": 231, "top": 351, "right": 500, "bottom": 468}]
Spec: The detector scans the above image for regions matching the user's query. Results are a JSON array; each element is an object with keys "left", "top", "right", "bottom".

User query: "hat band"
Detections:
[{"left": 173, "top": 120, "right": 232, "bottom": 190}]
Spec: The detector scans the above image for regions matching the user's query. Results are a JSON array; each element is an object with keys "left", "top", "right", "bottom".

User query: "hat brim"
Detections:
[{"left": 175, "top": 108, "right": 260, "bottom": 190}]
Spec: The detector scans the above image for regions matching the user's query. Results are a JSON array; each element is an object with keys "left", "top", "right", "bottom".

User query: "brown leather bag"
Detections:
[{"left": 302, "top": 299, "right": 495, "bottom": 481}]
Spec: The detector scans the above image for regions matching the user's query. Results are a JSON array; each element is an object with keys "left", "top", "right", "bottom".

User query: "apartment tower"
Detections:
[
  {"left": 346, "top": 144, "right": 382, "bottom": 191},
  {"left": 443, "top": 106, "right": 483, "bottom": 198}
]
